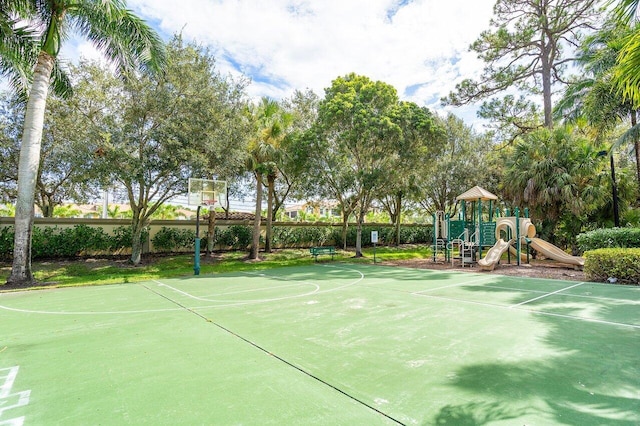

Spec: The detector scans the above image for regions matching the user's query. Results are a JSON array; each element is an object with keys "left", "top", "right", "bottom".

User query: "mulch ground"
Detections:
[{"left": 380, "top": 257, "right": 586, "bottom": 282}]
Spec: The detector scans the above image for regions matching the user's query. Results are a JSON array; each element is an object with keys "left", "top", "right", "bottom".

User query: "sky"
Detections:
[{"left": 62, "top": 0, "right": 497, "bottom": 128}]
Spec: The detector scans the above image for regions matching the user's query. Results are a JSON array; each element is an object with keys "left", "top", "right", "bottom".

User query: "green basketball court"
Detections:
[{"left": 1, "top": 264, "right": 638, "bottom": 425}]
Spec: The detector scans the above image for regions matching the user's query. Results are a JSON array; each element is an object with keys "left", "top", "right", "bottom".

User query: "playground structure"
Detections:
[{"left": 432, "top": 186, "right": 585, "bottom": 270}]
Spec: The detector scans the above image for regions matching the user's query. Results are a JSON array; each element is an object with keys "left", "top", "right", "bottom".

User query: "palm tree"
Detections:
[
  {"left": 0, "top": 0, "right": 37, "bottom": 97},
  {"left": 611, "top": 0, "right": 640, "bottom": 100},
  {"left": 247, "top": 98, "right": 292, "bottom": 258},
  {"left": 3, "top": 0, "right": 165, "bottom": 286},
  {"left": 555, "top": 19, "right": 640, "bottom": 190}
]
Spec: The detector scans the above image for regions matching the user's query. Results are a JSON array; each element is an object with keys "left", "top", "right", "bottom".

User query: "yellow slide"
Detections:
[
  {"left": 478, "top": 239, "right": 513, "bottom": 271},
  {"left": 529, "top": 237, "right": 585, "bottom": 267}
]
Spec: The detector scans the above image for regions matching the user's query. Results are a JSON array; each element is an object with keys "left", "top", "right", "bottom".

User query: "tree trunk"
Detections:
[
  {"left": 354, "top": 212, "right": 364, "bottom": 257},
  {"left": 39, "top": 192, "right": 55, "bottom": 217},
  {"left": 541, "top": 42, "right": 553, "bottom": 129},
  {"left": 341, "top": 213, "right": 349, "bottom": 250},
  {"left": 7, "top": 52, "right": 55, "bottom": 287},
  {"left": 206, "top": 211, "right": 216, "bottom": 255},
  {"left": 130, "top": 214, "right": 145, "bottom": 265},
  {"left": 249, "top": 172, "right": 263, "bottom": 260},
  {"left": 394, "top": 192, "right": 402, "bottom": 247},
  {"left": 265, "top": 174, "right": 275, "bottom": 253}
]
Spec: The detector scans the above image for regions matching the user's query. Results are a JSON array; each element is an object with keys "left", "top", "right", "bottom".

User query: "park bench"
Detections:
[{"left": 309, "top": 246, "right": 336, "bottom": 262}]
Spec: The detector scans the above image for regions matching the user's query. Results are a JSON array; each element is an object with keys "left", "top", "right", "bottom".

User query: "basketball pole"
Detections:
[{"left": 194, "top": 205, "right": 202, "bottom": 275}]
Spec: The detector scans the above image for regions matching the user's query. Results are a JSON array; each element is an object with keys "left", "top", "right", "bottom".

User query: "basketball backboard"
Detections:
[{"left": 188, "top": 178, "right": 227, "bottom": 209}]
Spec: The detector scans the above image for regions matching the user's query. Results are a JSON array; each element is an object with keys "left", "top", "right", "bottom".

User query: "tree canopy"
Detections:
[{"left": 444, "top": 0, "right": 600, "bottom": 130}]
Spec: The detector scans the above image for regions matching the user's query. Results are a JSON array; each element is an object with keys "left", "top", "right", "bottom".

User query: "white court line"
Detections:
[
  {"left": 411, "top": 291, "right": 640, "bottom": 330},
  {"left": 510, "top": 282, "right": 586, "bottom": 308},
  {"left": 153, "top": 280, "right": 321, "bottom": 302},
  {"left": 0, "top": 304, "right": 182, "bottom": 315},
  {"left": 481, "top": 284, "right": 640, "bottom": 304},
  {"left": 204, "top": 281, "right": 316, "bottom": 297},
  {"left": 412, "top": 275, "right": 495, "bottom": 295},
  {"left": 153, "top": 265, "right": 366, "bottom": 309},
  {"left": 0, "top": 366, "right": 19, "bottom": 398},
  {"left": 0, "top": 266, "right": 364, "bottom": 315}
]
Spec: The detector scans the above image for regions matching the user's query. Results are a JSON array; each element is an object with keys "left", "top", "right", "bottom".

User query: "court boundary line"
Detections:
[
  {"left": 152, "top": 280, "right": 321, "bottom": 303},
  {"left": 510, "top": 282, "right": 586, "bottom": 307},
  {"left": 0, "top": 266, "right": 365, "bottom": 315},
  {"left": 479, "top": 284, "right": 640, "bottom": 304},
  {"left": 410, "top": 291, "right": 640, "bottom": 329},
  {"left": 412, "top": 275, "right": 495, "bottom": 294},
  {"left": 152, "top": 265, "right": 365, "bottom": 308}
]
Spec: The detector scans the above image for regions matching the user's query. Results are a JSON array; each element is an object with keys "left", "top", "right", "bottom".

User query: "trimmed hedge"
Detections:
[
  {"left": 272, "top": 226, "right": 334, "bottom": 248},
  {"left": 584, "top": 248, "right": 640, "bottom": 285},
  {"left": 0, "top": 225, "right": 147, "bottom": 260},
  {"left": 0, "top": 223, "right": 434, "bottom": 259},
  {"left": 152, "top": 227, "right": 195, "bottom": 252},
  {"left": 215, "top": 225, "right": 253, "bottom": 250},
  {"left": 331, "top": 225, "right": 433, "bottom": 247},
  {"left": 577, "top": 228, "right": 640, "bottom": 252}
]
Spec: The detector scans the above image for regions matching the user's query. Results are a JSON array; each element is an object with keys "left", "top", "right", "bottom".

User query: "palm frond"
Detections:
[
  {"left": 612, "top": 121, "right": 640, "bottom": 154},
  {"left": 0, "top": 8, "right": 40, "bottom": 97},
  {"left": 614, "top": 29, "right": 640, "bottom": 106},
  {"left": 608, "top": 0, "right": 640, "bottom": 25},
  {"left": 70, "top": 0, "right": 166, "bottom": 76}
]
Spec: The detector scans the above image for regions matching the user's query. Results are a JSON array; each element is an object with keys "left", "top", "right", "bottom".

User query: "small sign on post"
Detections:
[{"left": 371, "top": 231, "right": 378, "bottom": 263}]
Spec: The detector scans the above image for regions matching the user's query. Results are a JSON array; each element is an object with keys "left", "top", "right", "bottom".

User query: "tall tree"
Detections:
[
  {"left": 416, "top": 114, "right": 494, "bottom": 216},
  {"left": 499, "top": 125, "right": 636, "bottom": 248},
  {"left": 3, "top": 0, "right": 165, "bottom": 286},
  {"left": 272, "top": 89, "right": 320, "bottom": 220},
  {"left": 380, "top": 101, "right": 441, "bottom": 245},
  {"left": 0, "top": 90, "right": 98, "bottom": 216},
  {"left": 444, "top": 0, "right": 600, "bottom": 129},
  {"left": 96, "top": 37, "right": 221, "bottom": 264},
  {"left": 247, "top": 98, "right": 292, "bottom": 258},
  {"left": 313, "top": 73, "right": 401, "bottom": 257},
  {"left": 200, "top": 74, "right": 252, "bottom": 255},
  {"left": 610, "top": 0, "right": 640, "bottom": 104},
  {"left": 556, "top": 19, "right": 640, "bottom": 191}
]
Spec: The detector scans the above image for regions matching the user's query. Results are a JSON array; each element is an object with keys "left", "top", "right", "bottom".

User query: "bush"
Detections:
[
  {"left": 216, "top": 225, "right": 252, "bottom": 250},
  {"left": 31, "top": 225, "right": 112, "bottom": 258},
  {"left": 109, "top": 226, "right": 148, "bottom": 252},
  {"left": 331, "top": 225, "right": 433, "bottom": 247},
  {"left": 152, "top": 227, "right": 195, "bottom": 252},
  {"left": 0, "top": 225, "right": 147, "bottom": 260},
  {"left": 272, "top": 226, "right": 335, "bottom": 247},
  {"left": 577, "top": 228, "right": 640, "bottom": 252},
  {"left": 584, "top": 248, "right": 640, "bottom": 285},
  {"left": 0, "top": 227, "right": 13, "bottom": 260}
]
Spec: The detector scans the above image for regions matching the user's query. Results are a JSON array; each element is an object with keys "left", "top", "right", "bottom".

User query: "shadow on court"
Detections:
[{"left": 436, "top": 307, "right": 639, "bottom": 425}]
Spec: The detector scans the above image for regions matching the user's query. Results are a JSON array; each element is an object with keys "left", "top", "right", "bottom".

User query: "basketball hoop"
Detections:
[
  {"left": 187, "top": 178, "right": 227, "bottom": 209},
  {"left": 188, "top": 178, "right": 227, "bottom": 276}
]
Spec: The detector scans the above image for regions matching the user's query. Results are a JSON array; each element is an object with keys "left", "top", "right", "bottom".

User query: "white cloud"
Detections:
[{"left": 126, "top": 0, "right": 495, "bottom": 124}]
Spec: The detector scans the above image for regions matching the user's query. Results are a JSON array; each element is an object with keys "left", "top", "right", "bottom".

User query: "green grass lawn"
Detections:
[{"left": 0, "top": 245, "right": 433, "bottom": 290}]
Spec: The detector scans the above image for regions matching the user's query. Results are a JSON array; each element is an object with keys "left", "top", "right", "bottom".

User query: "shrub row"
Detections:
[
  {"left": 333, "top": 225, "right": 433, "bottom": 247},
  {"left": 272, "top": 226, "right": 334, "bottom": 248},
  {"left": 152, "top": 227, "right": 195, "bottom": 252},
  {"left": 0, "top": 225, "right": 146, "bottom": 260},
  {"left": 0, "top": 223, "right": 434, "bottom": 259},
  {"left": 270, "top": 225, "right": 433, "bottom": 248},
  {"left": 584, "top": 248, "right": 640, "bottom": 285},
  {"left": 155, "top": 224, "right": 434, "bottom": 252},
  {"left": 137, "top": 225, "right": 255, "bottom": 253},
  {"left": 577, "top": 228, "right": 640, "bottom": 252}
]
